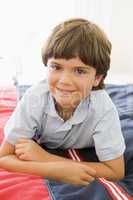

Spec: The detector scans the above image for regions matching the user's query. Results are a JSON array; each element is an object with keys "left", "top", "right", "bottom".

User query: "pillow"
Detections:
[
  {"left": 106, "top": 84, "right": 133, "bottom": 118},
  {"left": 105, "top": 84, "right": 133, "bottom": 135},
  {"left": 106, "top": 84, "right": 133, "bottom": 175}
]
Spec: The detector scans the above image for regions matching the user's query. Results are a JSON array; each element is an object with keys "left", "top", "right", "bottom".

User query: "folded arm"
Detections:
[
  {"left": 0, "top": 140, "right": 96, "bottom": 186},
  {"left": 14, "top": 138, "right": 125, "bottom": 180},
  {"left": 0, "top": 139, "right": 125, "bottom": 182}
]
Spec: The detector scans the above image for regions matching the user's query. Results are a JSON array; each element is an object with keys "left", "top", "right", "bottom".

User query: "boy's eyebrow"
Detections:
[
  {"left": 49, "top": 61, "right": 91, "bottom": 70},
  {"left": 74, "top": 66, "right": 91, "bottom": 70},
  {"left": 48, "top": 61, "right": 62, "bottom": 66}
]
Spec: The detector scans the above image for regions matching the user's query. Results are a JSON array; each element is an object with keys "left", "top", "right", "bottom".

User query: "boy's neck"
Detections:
[{"left": 55, "top": 104, "right": 75, "bottom": 121}]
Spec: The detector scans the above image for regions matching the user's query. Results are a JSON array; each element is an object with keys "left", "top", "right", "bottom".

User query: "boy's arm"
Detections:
[
  {"left": 0, "top": 140, "right": 15, "bottom": 157},
  {"left": 83, "top": 155, "right": 125, "bottom": 180},
  {"left": 41, "top": 152, "right": 125, "bottom": 181},
  {"left": 46, "top": 153, "right": 125, "bottom": 180},
  {"left": 0, "top": 139, "right": 124, "bottom": 181},
  {"left": 14, "top": 138, "right": 125, "bottom": 181},
  {"left": 0, "top": 154, "right": 96, "bottom": 186},
  {"left": 31, "top": 151, "right": 124, "bottom": 181},
  {"left": 39, "top": 153, "right": 125, "bottom": 181},
  {"left": 0, "top": 140, "right": 96, "bottom": 186}
]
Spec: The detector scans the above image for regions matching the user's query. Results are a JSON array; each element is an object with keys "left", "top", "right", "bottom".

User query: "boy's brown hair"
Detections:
[{"left": 42, "top": 18, "right": 112, "bottom": 89}]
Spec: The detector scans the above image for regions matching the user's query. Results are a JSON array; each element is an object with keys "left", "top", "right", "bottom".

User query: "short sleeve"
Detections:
[
  {"left": 4, "top": 88, "right": 44, "bottom": 145},
  {"left": 93, "top": 107, "right": 126, "bottom": 161}
]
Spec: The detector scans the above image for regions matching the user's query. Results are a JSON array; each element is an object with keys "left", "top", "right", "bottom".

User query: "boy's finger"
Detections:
[
  {"left": 15, "top": 148, "right": 24, "bottom": 156},
  {"left": 78, "top": 180, "right": 90, "bottom": 186},
  {"left": 84, "top": 166, "right": 96, "bottom": 176},
  {"left": 82, "top": 174, "right": 95, "bottom": 182},
  {"left": 16, "top": 138, "right": 29, "bottom": 144},
  {"left": 15, "top": 143, "right": 25, "bottom": 149}
]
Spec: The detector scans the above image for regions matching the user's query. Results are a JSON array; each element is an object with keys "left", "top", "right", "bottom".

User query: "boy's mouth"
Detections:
[{"left": 56, "top": 88, "right": 76, "bottom": 96}]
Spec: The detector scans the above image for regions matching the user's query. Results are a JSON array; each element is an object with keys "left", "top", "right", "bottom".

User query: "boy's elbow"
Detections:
[
  {"left": 116, "top": 160, "right": 125, "bottom": 180},
  {"left": 103, "top": 155, "right": 125, "bottom": 181},
  {"left": 0, "top": 155, "right": 8, "bottom": 168},
  {"left": 0, "top": 140, "right": 15, "bottom": 157},
  {"left": 0, "top": 141, "right": 15, "bottom": 169},
  {"left": 115, "top": 167, "right": 125, "bottom": 180},
  {"left": 0, "top": 154, "right": 16, "bottom": 171},
  {"left": 112, "top": 162, "right": 125, "bottom": 181}
]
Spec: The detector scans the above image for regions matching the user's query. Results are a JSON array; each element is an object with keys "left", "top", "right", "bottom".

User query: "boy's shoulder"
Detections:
[
  {"left": 24, "top": 79, "right": 49, "bottom": 97},
  {"left": 90, "top": 89, "right": 116, "bottom": 115},
  {"left": 20, "top": 79, "right": 50, "bottom": 107},
  {"left": 91, "top": 89, "right": 112, "bottom": 102}
]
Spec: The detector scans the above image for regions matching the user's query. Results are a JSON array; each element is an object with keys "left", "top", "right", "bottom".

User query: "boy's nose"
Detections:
[{"left": 58, "top": 72, "right": 72, "bottom": 84}]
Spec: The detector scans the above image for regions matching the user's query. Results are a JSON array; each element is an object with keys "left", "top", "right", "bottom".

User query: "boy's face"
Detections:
[{"left": 47, "top": 57, "right": 103, "bottom": 110}]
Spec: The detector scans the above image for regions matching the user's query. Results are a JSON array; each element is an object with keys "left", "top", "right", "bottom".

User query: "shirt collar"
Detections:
[
  {"left": 45, "top": 92, "right": 60, "bottom": 118},
  {"left": 71, "top": 97, "right": 89, "bottom": 123},
  {"left": 59, "top": 98, "right": 90, "bottom": 131},
  {"left": 45, "top": 92, "right": 90, "bottom": 130}
]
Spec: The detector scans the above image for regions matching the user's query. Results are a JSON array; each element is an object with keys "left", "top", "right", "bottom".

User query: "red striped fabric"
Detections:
[{"left": 67, "top": 149, "right": 133, "bottom": 200}]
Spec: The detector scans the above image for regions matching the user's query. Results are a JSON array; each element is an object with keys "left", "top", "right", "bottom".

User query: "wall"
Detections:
[
  {"left": 0, "top": 0, "right": 132, "bottom": 85},
  {"left": 106, "top": 0, "right": 133, "bottom": 84}
]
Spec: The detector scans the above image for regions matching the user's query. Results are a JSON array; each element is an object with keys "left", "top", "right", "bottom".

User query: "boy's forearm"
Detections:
[
  {"left": 33, "top": 152, "right": 124, "bottom": 181},
  {"left": 35, "top": 151, "right": 124, "bottom": 181},
  {"left": 0, "top": 154, "right": 97, "bottom": 186},
  {"left": 0, "top": 154, "right": 38, "bottom": 175},
  {"left": 0, "top": 154, "right": 76, "bottom": 179},
  {"left": 53, "top": 156, "right": 124, "bottom": 180},
  {"left": 0, "top": 152, "right": 124, "bottom": 181},
  {"left": 82, "top": 161, "right": 124, "bottom": 180},
  {"left": 0, "top": 154, "right": 56, "bottom": 177},
  {"left": 43, "top": 154, "right": 123, "bottom": 180}
]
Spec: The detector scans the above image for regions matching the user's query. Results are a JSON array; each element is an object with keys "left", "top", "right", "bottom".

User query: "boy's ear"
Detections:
[{"left": 93, "top": 75, "right": 104, "bottom": 87}]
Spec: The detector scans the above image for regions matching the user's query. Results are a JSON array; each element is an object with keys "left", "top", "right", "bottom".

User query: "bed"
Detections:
[{"left": 0, "top": 84, "right": 133, "bottom": 200}]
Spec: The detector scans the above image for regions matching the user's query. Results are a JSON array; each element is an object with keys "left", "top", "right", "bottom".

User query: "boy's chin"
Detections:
[{"left": 56, "top": 99, "right": 80, "bottom": 110}]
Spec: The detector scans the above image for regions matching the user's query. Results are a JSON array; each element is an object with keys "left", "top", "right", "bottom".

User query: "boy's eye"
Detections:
[
  {"left": 48, "top": 64, "right": 61, "bottom": 70},
  {"left": 75, "top": 68, "right": 87, "bottom": 75}
]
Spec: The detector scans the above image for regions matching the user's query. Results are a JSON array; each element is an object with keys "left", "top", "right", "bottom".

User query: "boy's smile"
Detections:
[
  {"left": 47, "top": 57, "right": 103, "bottom": 112},
  {"left": 56, "top": 88, "right": 76, "bottom": 97}
]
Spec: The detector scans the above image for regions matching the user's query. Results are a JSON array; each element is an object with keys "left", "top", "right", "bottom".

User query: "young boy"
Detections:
[{"left": 0, "top": 18, "right": 125, "bottom": 186}]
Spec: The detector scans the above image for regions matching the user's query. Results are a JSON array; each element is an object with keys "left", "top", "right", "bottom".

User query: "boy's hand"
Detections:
[
  {"left": 15, "top": 139, "right": 97, "bottom": 186},
  {"left": 0, "top": 154, "right": 96, "bottom": 186},
  {"left": 48, "top": 161, "right": 96, "bottom": 186},
  {"left": 15, "top": 138, "right": 48, "bottom": 161}
]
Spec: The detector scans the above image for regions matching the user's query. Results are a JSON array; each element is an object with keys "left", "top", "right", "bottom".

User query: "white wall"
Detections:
[
  {"left": 0, "top": 0, "right": 133, "bottom": 85},
  {"left": 106, "top": 0, "right": 133, "bottom": 84},
  {"left": 73, "top": 0, "right": 133, "bottom": 84},
  {"left": 0, "top": 0, "right": 76, "bottom": 85}
]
